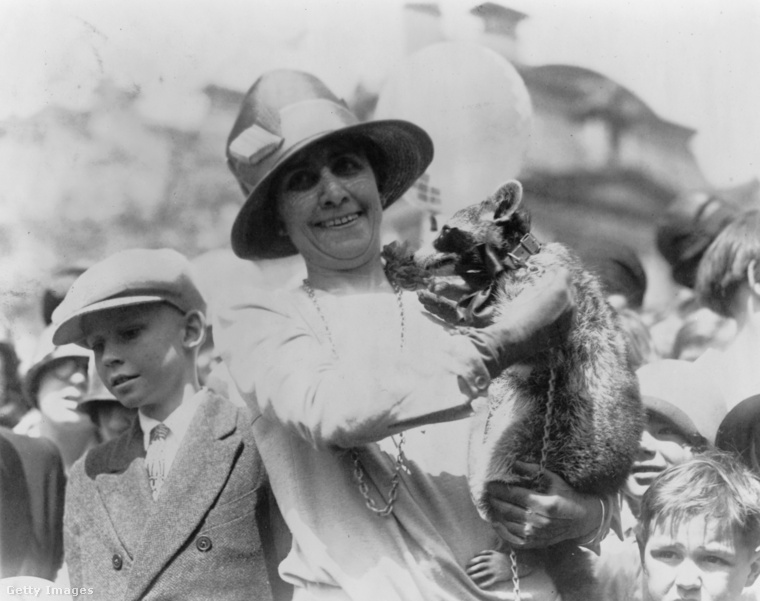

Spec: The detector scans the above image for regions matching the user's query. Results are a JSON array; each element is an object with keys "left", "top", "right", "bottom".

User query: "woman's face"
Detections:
[
  {"left": 36, "top": 357, "right": 90, "bottom": 426},
  {"left": 275, "top": 139, "right": 383, "bottom": 272},
  {"left": 625, "top": 411, "right": 695, "bottom": 501}
]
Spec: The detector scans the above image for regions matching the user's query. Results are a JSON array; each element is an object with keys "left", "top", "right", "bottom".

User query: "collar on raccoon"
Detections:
[{"left": 455, "top": 232, "right": 542, "bottom": 324}]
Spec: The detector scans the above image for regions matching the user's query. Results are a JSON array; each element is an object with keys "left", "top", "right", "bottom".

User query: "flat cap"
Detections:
[{"left": 52, "top": 248, "right": 206, "bottom": 346}]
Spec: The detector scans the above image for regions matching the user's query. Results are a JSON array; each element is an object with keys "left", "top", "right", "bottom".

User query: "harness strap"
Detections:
[{"left": 455, "top": 232, "right": 542, "bottom": 324}]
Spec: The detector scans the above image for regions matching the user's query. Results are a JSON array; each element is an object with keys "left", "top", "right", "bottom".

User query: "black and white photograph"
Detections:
[{"left": 2, "top": 1, "right": 760, "bottom": 600}]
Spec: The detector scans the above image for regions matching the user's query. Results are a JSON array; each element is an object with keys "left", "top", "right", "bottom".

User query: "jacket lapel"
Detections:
[
  {"left": 126, "top": 391, "right": 241, "bottom": 600},
  {"left": 95, "top": 419, "right": 152, "bottom": 557}
]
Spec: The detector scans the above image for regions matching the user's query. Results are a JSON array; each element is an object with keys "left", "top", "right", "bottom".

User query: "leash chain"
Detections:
[
  {"left": 510, "top": 549, "right": 522, "bottom": 600},
  {"left": 511, "top": 355, "right": 557, "bottom": 601}
]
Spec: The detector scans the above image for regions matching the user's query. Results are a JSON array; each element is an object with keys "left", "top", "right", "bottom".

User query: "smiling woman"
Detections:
[{"left": 213, "top": 69, "right": 617, "bottom": 601}]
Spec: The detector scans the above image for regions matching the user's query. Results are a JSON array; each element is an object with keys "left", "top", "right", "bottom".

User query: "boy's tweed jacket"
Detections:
[{"left": 64, "top": 390, "right": 275, "bottom": 601}]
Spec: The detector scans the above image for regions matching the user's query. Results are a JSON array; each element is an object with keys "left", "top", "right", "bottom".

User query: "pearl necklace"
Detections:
[{"left": 302, "top": 274, "right": 408, "bottom": 517}]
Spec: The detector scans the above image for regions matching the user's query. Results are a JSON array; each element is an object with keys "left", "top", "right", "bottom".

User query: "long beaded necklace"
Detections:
[{"left": 302, "top": 273, "right": 408, "bottom": 517}]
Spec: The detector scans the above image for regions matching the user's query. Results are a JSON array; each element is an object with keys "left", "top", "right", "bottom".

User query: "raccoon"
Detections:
[{"left": 385, "top": 180, "right": 644, "bottom": 601}]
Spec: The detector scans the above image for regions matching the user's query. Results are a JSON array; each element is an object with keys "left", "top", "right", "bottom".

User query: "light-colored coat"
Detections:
[{"left": 64, "top": 390, "right": 275, "bottom": 601}]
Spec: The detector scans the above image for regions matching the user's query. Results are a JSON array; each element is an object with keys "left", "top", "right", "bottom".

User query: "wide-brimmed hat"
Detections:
[
  {"left": 23, "top": 325, "right": 91, "bottom": 407},
  {"left": 579, "top": 242, "right": 647, "bottom": 309},
  {"left": 715, "top": 394, "right": 760, "bottom": 469},
  {"left": 226, "top": 69, "right": 434, "bottom": 260},
  {"left": 636, "top": 359, "right": 727, "bottom": 446},
  {"left": 656, "top": 191, "right": 741, "bottom": 289},
  {"left": 52, "top": 248, "right": 207, "bottom": 346}
]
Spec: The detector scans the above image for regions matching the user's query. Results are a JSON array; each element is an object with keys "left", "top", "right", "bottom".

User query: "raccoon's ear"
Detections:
[{"left": 493, "top": 180, "right": 524, "bottom": 225}]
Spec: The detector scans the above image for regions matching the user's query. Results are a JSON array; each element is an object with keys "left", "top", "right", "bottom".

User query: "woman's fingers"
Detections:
[{"left": 486, "top": 469, "right": 587, "bottom": 548}]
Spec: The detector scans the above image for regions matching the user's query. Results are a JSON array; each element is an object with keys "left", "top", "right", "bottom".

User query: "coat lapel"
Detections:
[
  {"left": 126, "top": 391, "right": 241, "bottom": 600},
  {"left": 95, "top": 419, "right": 152, "bottom": 557}
]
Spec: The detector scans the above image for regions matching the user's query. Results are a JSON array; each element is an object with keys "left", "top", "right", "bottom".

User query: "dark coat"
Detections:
[
  {"left": 0, "top": 426, "right": 65, "bottom": 580},
  {"left": 64, "top": 390, "right": 276, "bottom": 601}
]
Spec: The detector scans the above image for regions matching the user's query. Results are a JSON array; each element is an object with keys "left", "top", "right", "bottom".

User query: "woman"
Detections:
[
  {"left": 216, "top": 69, "right": 610, "bottom": 601},
  {"left": 14, "top": 325, "right": 97, "bottom": 472}
]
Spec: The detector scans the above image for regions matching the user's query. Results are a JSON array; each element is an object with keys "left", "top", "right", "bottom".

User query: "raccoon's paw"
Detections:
[
  {"left": 418, "top": 277, "right": 497, "bottom": 327},
  {"left": 417, "top": 288, "right": 463, "bottom": 324},
  {"left": 466, "top": 549, "right": 536, "bottom": 589}
]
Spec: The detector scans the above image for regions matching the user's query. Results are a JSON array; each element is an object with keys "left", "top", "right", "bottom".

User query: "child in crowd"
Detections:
[
  {"left": 594, "top": 359, "right": 727, "bottom": 601},
  {"left": 13, "top": 326, "right": 98, "bottom": 472},
  {"left": 694, "top": 210, "right": 760, "bottom": 406},
  {"left": 637, "top": 451, "right": 760, "bottom": 601},
  {"left": 53, "top": 248, "right": 278, "bottom": 601}
]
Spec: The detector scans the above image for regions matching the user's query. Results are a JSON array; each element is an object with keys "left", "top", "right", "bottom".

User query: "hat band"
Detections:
[
  {"left": 279, "top": 98, "right": 359, "bottom": 146},
  {"left": 228, "top": 98, "right": 359, "bottom": 172}
]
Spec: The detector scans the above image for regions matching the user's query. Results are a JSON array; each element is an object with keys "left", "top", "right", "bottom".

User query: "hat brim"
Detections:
[
  {"left": 643, "top": 395, "right": 703, "bottom": 444},
  {"left": 230, "top": 119, "right": 434, "bottom": 260},
  {"left": 23, "top": 353, "right": 90, "bottom": 408},
  {"left": 715, "top": 394, "right": 760, "bottom": 460},
  {"left": 52, "top": 296, "right": 175, "bottom": 346}
]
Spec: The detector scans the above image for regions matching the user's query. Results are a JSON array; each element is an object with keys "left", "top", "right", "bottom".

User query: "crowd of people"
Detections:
[{"left": 1, "top": 68, "right": 760, "bottom": 601}]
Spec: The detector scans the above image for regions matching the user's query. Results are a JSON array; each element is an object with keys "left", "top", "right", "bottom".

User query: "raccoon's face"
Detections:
[
  {"left": 414, "top": 206, "right": 494, "bottom": 288},
  {"left": 414, "top": 180, "right": 530, "bottom": 289}
]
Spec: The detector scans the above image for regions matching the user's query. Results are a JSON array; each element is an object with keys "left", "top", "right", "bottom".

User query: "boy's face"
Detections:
[
  {"left": 626, "top": 411, "right": 694, "bottom": 501},
  {"left": 642, "top": 514, "right": 760, "bottom": 601},
  {"left": 82, "top": 303, "right": 190, "bottom": 421}
]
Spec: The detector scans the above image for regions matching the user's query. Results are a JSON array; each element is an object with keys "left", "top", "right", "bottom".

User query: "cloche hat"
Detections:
[
  {"left": 715, "top": 394, "right": 760, "bottom": 471},
  {"left": 226, "top": 69, "right": 434, "bottom": 260},
  {"left": 656, "top": 191, "right": 741, "bottom": 289},
  {"left": 636, "top": 359, "right": 727, "bottom": 446},
  {"left": 23, "top": 324, "right": 90, "bottom": 407}
]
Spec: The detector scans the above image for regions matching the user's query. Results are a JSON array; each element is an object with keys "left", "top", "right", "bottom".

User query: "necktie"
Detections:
[{"left": 146, "top": 423, "right": 170, "bottom": 500}]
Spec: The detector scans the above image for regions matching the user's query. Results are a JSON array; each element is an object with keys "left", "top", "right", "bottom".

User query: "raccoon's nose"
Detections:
[{"left": 434, "top": 225, "right": 460, "bottom": 252}]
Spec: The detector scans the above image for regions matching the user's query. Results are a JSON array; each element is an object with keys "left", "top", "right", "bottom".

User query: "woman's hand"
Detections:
[{"left": 486, "top": 461, "right": 604, "bottom": 549}]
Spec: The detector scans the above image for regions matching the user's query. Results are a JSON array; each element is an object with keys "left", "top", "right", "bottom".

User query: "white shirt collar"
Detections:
[{"left": 139, "top": 388, "right": 205, "bottom": 452}]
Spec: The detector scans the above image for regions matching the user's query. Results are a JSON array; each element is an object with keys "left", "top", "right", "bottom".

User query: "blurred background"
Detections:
[{"left": 1, "top": 0, "right": 759, "bottom": 366}]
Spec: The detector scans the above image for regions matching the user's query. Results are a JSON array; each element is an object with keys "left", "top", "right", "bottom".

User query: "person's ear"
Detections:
[
  {"left": 747, "top": 260, "right": 760, "bottom": 296},
  {"left": 182, "top": 310, "right": 206, "bottom": 350},
  {"left": 745, "top": 546, "right": 760, "bottom": 587}
]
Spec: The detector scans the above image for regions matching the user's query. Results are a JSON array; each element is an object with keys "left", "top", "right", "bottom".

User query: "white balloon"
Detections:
[{"left": 376, "top": 42, "right": 533, "bottom": 218}]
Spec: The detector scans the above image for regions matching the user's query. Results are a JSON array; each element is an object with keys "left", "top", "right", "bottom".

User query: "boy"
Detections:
[
  {"left": 52, "top": 248, "right": 276, "bottom": 601},
  {"left": 637, "top": 451, "right": 760, "bottom": 601},
  {"left": 594, "top": 358, "right": 727, "bottom": 601}
]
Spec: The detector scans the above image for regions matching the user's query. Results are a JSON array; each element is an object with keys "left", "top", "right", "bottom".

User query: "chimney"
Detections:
[{"left": 469, "top": 2, "right": 527, "bottom": 63}]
